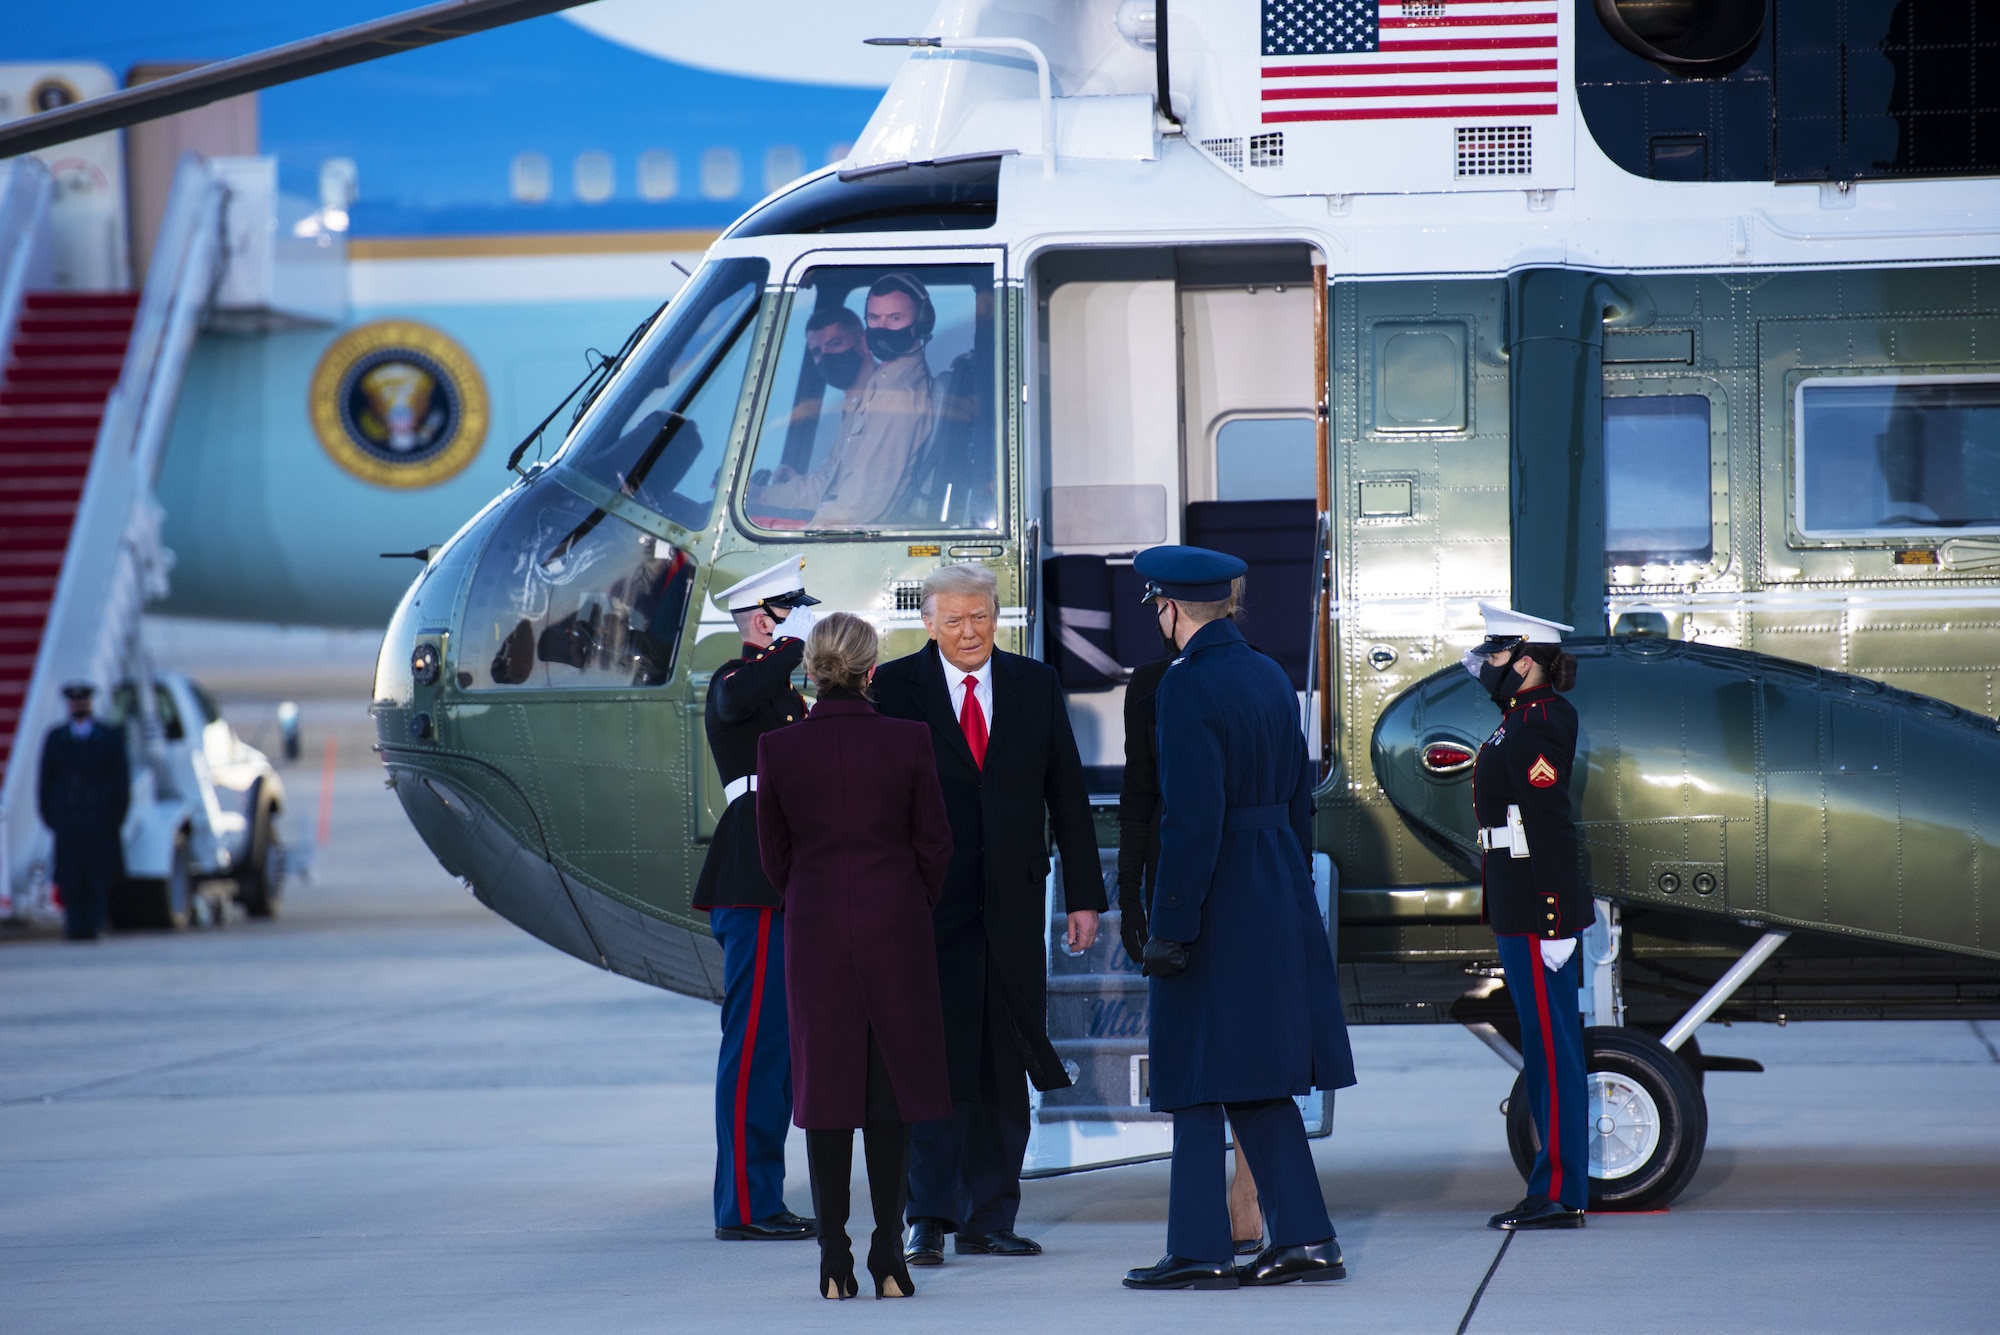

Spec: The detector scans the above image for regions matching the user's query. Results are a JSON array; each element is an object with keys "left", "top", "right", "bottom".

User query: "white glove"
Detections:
[
  {"left": 1540, "top": 937, "right": 1577, "bottom": 971},
  {"left": 773, "top": 605, "right": 817, "bottom": 643}
]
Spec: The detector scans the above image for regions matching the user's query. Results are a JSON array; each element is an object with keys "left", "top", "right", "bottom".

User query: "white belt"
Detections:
[
  {"left": 1477, "top": 804, "right": 1530, "bottom": 858},
  {"left": 724, "top": 775, "right": 758, "bottom": 804}
]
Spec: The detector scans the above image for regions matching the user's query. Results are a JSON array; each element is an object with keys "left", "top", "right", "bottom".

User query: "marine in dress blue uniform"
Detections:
[
  {"left": 1467, "top": 602, "right": 1591, "bottom": 1230},
  {"left": 694, "top": 557, "right": 819, "bottom": 1242},
  {"left": 1121, "top": 547, "right": 1357, "bottom": 1292}
]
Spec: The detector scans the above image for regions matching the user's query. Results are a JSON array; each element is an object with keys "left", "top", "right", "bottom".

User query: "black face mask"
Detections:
[
  {"left": 865, "top": 325, "right": 920, "bottom": 361},
  {"left": 1478, "top": 658, "right": 1518, "bottom": 705},
  {"left": 815, "top": 347, "right": 864, "bottom": 389}
]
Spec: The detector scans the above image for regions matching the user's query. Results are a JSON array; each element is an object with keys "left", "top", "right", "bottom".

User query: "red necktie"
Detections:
[{"left": 959, "top": 674, "right": 988, "bottom": 770}]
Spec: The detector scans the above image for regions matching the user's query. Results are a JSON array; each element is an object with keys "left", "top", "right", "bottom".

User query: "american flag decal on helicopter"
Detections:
[{"left": 1259, "top": 0, "right": 1561, "bottom": 124}]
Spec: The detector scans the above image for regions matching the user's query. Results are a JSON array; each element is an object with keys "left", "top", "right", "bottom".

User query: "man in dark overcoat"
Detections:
[
  {"left": 872, "top": 561, "right": 1105, "bottom": 1265},
  {"left": 1122, "top": 547, "right": 1356, "bottom": 1292},
  {"left": 37, "top": 681, "right": 130, "bottom": 941},
  {"left": 692, "top": 556, "right": 819, "bottom": 1242}
]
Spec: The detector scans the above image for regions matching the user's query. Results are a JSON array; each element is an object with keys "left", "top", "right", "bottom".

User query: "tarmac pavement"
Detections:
[{"left": 3, "top": 761, "right": 1999, "bottom": 1333}]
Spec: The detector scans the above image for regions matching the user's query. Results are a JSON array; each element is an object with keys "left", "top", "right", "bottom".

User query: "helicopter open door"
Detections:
[{"left": 1023, "top": 244, "right": 1332, "bottom": 1174}]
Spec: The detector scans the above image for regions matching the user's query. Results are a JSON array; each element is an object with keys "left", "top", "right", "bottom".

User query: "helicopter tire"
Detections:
[
  {"left": 111, "top": 829, "right": 194, "bottom": 932},
  {"left": 1505, "top": 1027, "right": 1707, "bottom": 1211},
  {"left": 237, "top": 801, "right": 284, "bottom": 919}
]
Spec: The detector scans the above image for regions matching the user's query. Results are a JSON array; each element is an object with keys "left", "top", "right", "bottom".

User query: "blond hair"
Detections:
[
  {"left": 803, "top": 611, "right": 879, "bottom": 697},
  {"left": 1170, "top": 575, "right": 1245, "bottom": 626},
  {"left": 920, "top": 562, "right": 999, "bottom": 617}
]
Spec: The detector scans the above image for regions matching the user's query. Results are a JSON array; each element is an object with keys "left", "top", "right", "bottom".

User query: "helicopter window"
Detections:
[
  {"left": 741, "top": 263, "right": 999, "bottom": 532},
  {"left": 1215, "top": 415, "right": 1317, "bottom": 501},
  {"left": 1605, "top": 395, "right": 1714, "bottom": 563},
  {"left": 559, "top": 257, "right": 769, "bottom": 533},
  {"left": 725, "top": 158, "right": 1000, "bottom": 238},
  {"left": 1796, "top": 378, "right": 2000, "bottom": 538},
  {"left": 458, "top": 478, "right": 698, "bottom": 691}
]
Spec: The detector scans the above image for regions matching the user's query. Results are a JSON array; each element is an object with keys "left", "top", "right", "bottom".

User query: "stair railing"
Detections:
[
  {"left": 0, "top": 158, "right": 53, "bottom": 363},
  {"left": 0, "top": 154, "right": 226, "bottom": 915}
]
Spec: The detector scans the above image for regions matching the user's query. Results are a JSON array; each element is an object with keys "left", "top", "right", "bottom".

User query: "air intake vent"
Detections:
[
  {"left": 1201, "top": 136, "right": 1245, "bottom": 171},
  {"left": 890, "top": 581, "right": 924, "bottom": 612},
  {"left": 1248, "top": 132, "right": 1285, "bottom": 169},
  {"left": 1456, "top": 125, "right": 1533, "bottom": 178}
]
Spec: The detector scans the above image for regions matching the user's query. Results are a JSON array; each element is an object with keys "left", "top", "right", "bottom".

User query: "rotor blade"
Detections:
[{"left": 0, "top": 0, "right": 594, "bottom": 159}]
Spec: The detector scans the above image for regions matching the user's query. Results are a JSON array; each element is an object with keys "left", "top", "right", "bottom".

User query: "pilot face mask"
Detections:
[
  {"left": 865, "top": 324, "right": 920, "bottom": 362},
  {"left": 814, "top": 346, "right": 864, "bottom": 389}
]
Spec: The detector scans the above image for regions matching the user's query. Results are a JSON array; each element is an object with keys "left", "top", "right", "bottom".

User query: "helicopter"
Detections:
[{"left": 14, "top": 0, "right": 2000, "bottom": 1210}]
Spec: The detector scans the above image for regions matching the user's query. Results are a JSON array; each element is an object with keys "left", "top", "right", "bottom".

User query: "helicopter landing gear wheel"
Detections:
[{"left": 1506, "top": 1027, "right": 1706, "bottom": 1211}]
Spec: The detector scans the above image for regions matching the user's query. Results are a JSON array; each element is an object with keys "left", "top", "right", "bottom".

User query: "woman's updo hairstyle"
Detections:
[
  {"left": 1523, "top": 642, "right": 1579, "bottom": 692},
  {"left": 803, "top": 611, "right": 879, "bottom": 698}
]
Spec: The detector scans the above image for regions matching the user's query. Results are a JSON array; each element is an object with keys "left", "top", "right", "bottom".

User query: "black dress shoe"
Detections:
[
  {"left": 1237, "top": 1238, "right": 1346, "bottom": 1285},
  {"left": 715, "top": 1211, "right": 816, "bottom": 1241},
  {"left": 1488, "top": 1198, "right": 1586, "bottom": 1231},
  {"left": 1123, "top": 1254, "right": 1240, "bottom": 1291},
  {"left": 903, "top": 1219, "right": 946, "bottom": 1267},
  {"left": 955, "top": 1229, "right": 1042, "bottom": 1257}
]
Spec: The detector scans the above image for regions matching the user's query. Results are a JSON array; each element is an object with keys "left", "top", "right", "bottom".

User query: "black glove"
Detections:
[
  {"left": 1117, "top": 892, "right": 1148, "bottom": 965},
  {"left": 1141, "top": 936, "right": 1189, "bottom": 978}
]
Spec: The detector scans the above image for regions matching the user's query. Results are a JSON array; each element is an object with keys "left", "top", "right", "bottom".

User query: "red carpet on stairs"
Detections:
[{"left": 0, "top": 290, "right": 139, "bottom": 775}]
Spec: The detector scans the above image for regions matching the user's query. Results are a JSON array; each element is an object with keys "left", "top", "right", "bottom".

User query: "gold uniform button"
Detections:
[{"left": 1546, "top": 913, "right": 1555, "bottom": 920}]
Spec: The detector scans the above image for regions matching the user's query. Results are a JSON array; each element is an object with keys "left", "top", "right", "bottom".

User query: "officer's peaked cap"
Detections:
[
  {"left": 1134, "top": 545, "right": 1248, "bottom": 604},
  {"left": 1476, "top": 601, "right": 1572, "bottom": 651},
  {"left": 60, "top": 680, "right": 95, "bottom": 700},
  {"left": 716, "top": 556, "right": 819, "bottom": 613}
]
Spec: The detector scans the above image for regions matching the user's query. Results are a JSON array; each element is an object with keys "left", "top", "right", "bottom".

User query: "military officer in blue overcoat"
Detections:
[
  {"left": 1121, "top": 546, "right": 1356, "bottom": 1292},
  {"left": 1466, "top": 601, "right": 1590, "bottom": 1231},
  {"left": 693, "top": 556, "right": 821, "bottom": 1242}
]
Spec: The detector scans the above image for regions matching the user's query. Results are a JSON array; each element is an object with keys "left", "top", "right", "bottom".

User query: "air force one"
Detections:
[{"left": 2, "top": 0, "right": 928, "bottom": 627}]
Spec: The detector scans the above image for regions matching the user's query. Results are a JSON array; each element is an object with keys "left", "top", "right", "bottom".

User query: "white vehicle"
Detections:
[{"left": 108, "top": 670, "right": 286, "bottom": 928}]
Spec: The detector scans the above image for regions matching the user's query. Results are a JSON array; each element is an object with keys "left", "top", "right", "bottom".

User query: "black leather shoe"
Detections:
[
  {"left": 1237, "top": 1238, "right": 1346, "bottom": 1285},
  {"left": 1123, "top": 1254, "right": 1240, "bottom": 1290},
  {"left": 955, "top": 1229, "right": 1042, "bottom": 1256},
  {"left": 1489, "top": 1198, "right": 1586, "bottom": 1231},
  {"left": 903, "top": 1219, "right": 946, "bottom": 1267},
  {"left": 714, "top": 1211, "right": 816, "bottom": 1241}
]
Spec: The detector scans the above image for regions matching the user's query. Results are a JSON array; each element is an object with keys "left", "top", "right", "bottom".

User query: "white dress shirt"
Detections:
[{"left": 944, "top": 654, "right": 994, "bottom": 730}]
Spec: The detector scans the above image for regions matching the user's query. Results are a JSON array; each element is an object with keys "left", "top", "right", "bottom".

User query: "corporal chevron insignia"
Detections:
[{"left": 1527, "top": 755, "right": 1558, "bottom": 788}]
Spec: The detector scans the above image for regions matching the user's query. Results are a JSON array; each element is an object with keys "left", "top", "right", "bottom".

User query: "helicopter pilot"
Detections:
[
  {"left": 1467, "top": 602, "right": 1591, "bottom": 1231},
  {"left": 693, "top": 556, "right": 822, "bottom": 1242},
  {"left": 1123, "top": 546, "right": 1355, "bottom": 1292}
]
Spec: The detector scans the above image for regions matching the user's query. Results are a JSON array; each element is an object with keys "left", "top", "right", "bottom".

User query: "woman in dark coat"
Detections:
[{"left": 757, "top": 612, "right": 954, "bottom": 1300}]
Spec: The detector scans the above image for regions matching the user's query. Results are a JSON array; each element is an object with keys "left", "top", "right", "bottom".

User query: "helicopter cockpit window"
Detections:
[
  {"left": 1796, "top": 378, "right": 2000, "bottom": 538},
  {"left": 1605, "top": 395, "right": 1713, "bottom": 563},
  {"left": 559, "top": 257, "right": 769, "bottom": 533},
  {"left": 741, "top": 263, "right": 999, "bottom": 532},
  {"left": 458, "top": 478, "right": 698, "bottom": 690}
]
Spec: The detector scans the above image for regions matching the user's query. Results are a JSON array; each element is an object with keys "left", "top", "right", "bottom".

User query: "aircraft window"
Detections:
[
  {"left": 741, "top": 263, "right": 999, "bottom": 532},
  {"left": 1605, "top": 395, "right": 1713, "bottom": 563},
  {"left": 559, "top": 256, "right": 768, "bottom": 533},
  {"left": 1797, "top": 379, "right": 2000, "bottom": 538},
  {"left": 458, "top": 478, "right": 698, "bottom": 691},
  {"left": 1215, "top": 416, "right": 1317, "bottom": 501}
]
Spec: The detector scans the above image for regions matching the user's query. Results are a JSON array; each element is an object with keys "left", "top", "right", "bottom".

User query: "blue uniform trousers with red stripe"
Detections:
[
  {"left": 1496, "top": 934, "right": 1589, "bottom": 1209},
  {"left": 710, "top": 905, "right": 794, "bottom": 1229}
]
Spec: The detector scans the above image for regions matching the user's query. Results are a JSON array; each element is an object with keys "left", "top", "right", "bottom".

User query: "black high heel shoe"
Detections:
[
  {"left": 867, "top": 1236, "right": 915, "bottom": 1299},
  {"left": 819, "top": 1241, "right": 859, "bottom": 1300}
]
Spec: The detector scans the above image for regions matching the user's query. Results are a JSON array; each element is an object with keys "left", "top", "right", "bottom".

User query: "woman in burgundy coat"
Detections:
[{"left": 757, "top": 611, "right": 954, "bottom": 1301}]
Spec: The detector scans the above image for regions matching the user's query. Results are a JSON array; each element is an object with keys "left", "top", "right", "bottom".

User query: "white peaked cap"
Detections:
[
  {"left": 1477, "top": 600, "right": 1573, "bottom": 644},
  {"left": 715, "top": 555, "right": 814, "bottom": 612}
]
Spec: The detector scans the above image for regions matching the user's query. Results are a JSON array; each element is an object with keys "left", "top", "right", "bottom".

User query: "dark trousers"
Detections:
[
  {"left": 1168, "top": 1099, "right": 1331, "bottom": 1265},
  {"left": 710, "top": 905, "right": 793, "bottom": 1228},
  {"left": 55, "top": 845, "right": 111, "bottom": 941},
  {"left": 907, "top": 964, "right": 1029, "bottom": 1235},
  {"left": 1497, "top": 934, "right": 1589, "bottom": 1209},
  {"left": 806, "top": 1032, "right": 909, "bottom": 1274}
]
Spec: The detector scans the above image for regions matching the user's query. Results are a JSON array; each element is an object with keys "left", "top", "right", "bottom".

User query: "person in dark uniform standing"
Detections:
[
  {"left": 1466, "top": 601, "right": 1590, "bottom": 1231},
  {"left": 693, "top": 556, "right": 820, "bottom": 1243},
  {"left": 37, "top": 681, "right": 129, "bottom": 941},
  {"left": 1118, "top": 620, "right": 1263, "bottom": 1256},
  {"left": 1122, "top": 547, "right": 1356, "bottom": 1292}
]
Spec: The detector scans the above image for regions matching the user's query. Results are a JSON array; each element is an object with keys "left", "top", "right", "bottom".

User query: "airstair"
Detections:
[{"left": 0, "top": 155, "right": 226, "bottom": 916}]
